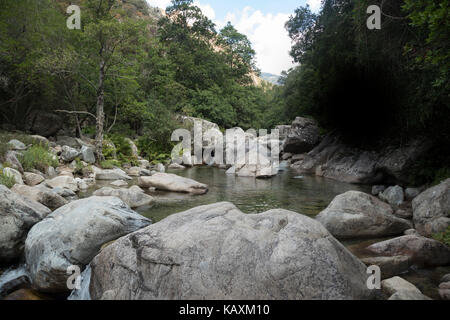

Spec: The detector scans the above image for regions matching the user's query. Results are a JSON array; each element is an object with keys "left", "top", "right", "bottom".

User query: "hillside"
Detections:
[{"left": 260, "top": 72, "right": 280, "bottom": 85}]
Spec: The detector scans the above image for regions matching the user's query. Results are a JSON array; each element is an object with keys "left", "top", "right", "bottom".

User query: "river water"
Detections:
[
  {"left": 2, "top": 165, "right": 446, "bottom": 300},
  {"left": 133, "top": 165, "right": 371, "bottom": 222}
]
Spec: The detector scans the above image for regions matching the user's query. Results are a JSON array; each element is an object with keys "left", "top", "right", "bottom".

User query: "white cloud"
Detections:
[
  {"left": 146, "top": 1, "right": 296, "bottom": 74},
  {"left": 217, "top": 7, "right": 295, "bottom": 75},
  {"left": 307, "top": 0, "right": 322, "bottom": 12},
  {"left": 193, "top": 1, "right": 216, "bottom": 21}
]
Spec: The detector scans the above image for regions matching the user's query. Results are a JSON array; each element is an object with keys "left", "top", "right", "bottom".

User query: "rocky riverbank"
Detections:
[{"left": 0, "top": 125, "right": 448, "bottom": 300}]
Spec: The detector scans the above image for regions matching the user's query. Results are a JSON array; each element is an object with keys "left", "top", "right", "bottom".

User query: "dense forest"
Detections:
[{"left": 0, "top": 0, "right": 449, "bottom": 184}]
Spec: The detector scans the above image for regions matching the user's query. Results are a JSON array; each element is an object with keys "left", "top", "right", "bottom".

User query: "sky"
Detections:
[{"left": 146, "top": 0, "right": 322, "bottom": 75}]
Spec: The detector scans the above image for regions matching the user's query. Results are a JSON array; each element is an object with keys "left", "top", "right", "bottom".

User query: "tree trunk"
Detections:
[{"left": 95, "top": 59, "right": 106, "bottom": 163}]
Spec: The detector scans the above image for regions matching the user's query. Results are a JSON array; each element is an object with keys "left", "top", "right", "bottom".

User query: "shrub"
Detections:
[
  {"left": 0, "top": 170, "right": 16, "bottom": 188},
  {"left": 20, "top": 145, "right": 58, "bottom": 172},
  {"left": 73, "top": 158, "right": 84, "bottom": 176},
  {"left": 100, "top": 160, "right": 122, "bottom": 169},
  {"left": 433, "top": 227, "right": 450, "bottom": 247},
  {"left": 108, "top": 134, "right": 132, "bottom": 158}
]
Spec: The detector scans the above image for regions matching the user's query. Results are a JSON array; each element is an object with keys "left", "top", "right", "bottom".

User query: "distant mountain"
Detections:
[{"left": 260, "top": 72, "right": 280, "bottom": 85}]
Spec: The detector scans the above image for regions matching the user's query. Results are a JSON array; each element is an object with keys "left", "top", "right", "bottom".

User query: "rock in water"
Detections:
[
  {"left": 0, "top": 185, "right": 51, "bottom": 263},
  {"left": 366, "top": 235, "right": 450, "bottom": 268},
  {"left": 382, "top": 276, "right": 431, "bottom": 300},
  {"left": 93, "top": 186, "right": 153, "bottom": 208},
  {"left": 45, "top": 176, "right": 79, "bottom": 192},
  {"left": 138, "top": 173, "right": 208, "bottom": 195},
  {"left": 95, "top": 168, "right": 131, "bottom": 181},
  {"left": 283, "top": 117, "right": 321, "bottom": 154},
  {"left": 316, "top": 191, "right": 412, "bottom": 239},
  {"left": 83, "top": 202, "right": 375, "bottom": 300},
  {"left": 25, "top": 196, "right": 151, "bottom": 293},
  {"left": 412, "top": 179, "right": 450, "bottom": 237}
]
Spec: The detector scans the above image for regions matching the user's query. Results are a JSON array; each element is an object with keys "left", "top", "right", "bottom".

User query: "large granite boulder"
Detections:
[
  {"left": 366, "top": 235, "right": 450, "bottom": 268},
  {"left": 412, "top": 179, "right": 450, "bottom": 237},
  {"left": 379, "top": 186, "right": 404, "bottom": 207},
  {"left": 25, "top": 110, "right": 62, "bottom": 137},
  {"left": 292, "top": 136, "right": 431, "bottom": 185},
  {"left": 45, "top": 176, "right": 78, "bottom": 192},
  {"left": 138, "top": 173, "right": 208, "bottom": 195},
  {"left": 12, "top": 184, "right": 68, "bottom": 210},
  {"left": 94, "top": 168, "right": 131, "bottom": 181},
  {"left": 61, "top": 146, "right": 80, "bottom": 162},
  {"left": 382, "top": 276, "right": 431, "bottom": 300},
  {"left": 25, "top": 196, "right": 151, "bottom": 292},
  {"left": 93, "top": 186, "right": 153, "bottom": 208},
  {"left": 23, "top": 172, "right": 45, "bottom": 186},
  {"left": 283, "top": 117, "right": 321, "bottom": 154},
  {"left": 0, "top": 185, "right": 51, "bottom": 263},
  {"left": 316, "top": 191, "right": 412, "bottom": 239},
  {"left": 80, "top": 146, "right": 95, "bottom": 164},
  {"left": 78, "top": 202, "right": 375, "bottom": 300}
]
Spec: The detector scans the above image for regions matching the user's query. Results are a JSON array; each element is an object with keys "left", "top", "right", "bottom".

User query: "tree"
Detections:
[{"left": 219, "top": 22, "right": 257, "bottom": 83}]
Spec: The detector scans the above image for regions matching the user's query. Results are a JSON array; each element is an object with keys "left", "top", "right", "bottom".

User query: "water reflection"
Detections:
[{"left": 134, "top": 167, "right": 370, "bottom": 222}]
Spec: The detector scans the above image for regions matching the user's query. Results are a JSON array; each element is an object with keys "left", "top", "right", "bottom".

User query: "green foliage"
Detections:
[
  {"left": 19, "top": 145, "right": 58, "bottom": 172},
  {"left": 0, "top": 169, "right": 16, "bottom": 189},
  {"left": 432, "top": 227, "right": 450, "bottom": 247},
  {"left": 107, "top": 134, "right": 133, "bottom": 158},
  {"left": 73, "top": 158, "right": 84, "bottom": 176},
  {"left": 100, "top": 159, "right": 122, "bottom": 169}
]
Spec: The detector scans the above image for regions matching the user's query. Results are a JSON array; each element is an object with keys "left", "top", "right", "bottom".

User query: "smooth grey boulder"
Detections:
[
  {"left": 316, "top": 191, "right": 412, "bottom": 239},
  {"left": 80, "top": 146, "right": 95, "bottom": 164},
  {"left": 283, "top": 117, "right": 321, "bottom": 154},
  {"left": 155, "top": 163, "right": 165, "bottom": 173},
  {"left": 138, "top": 173, "right": 208, "bottom": 195},
  {"left": 439, "top": 282, "right": 450, "bottom": 300},
  {"left": 61, "top": 146, "right": 80, "bottom": 162},
  {"left": 382, "top": 276, "right": 431, "bottom": 300},
  {"left": 23, "top": 172, "right": 45, "bottom": 186},
  {"left": 367, "top": 235, "right": 450, "bottom": 268},
  {"left": 379, "top": 186, "right": 404, "bottom": 207},
  {"left": 25, "top": 196, "right": 151, "bottom": 293},
  {"left": 361, "top": 256, "right": 410, "bottom": 279},
  {"left": 3, "top": 167, "right": 23, "bottom": 185},
  {"left": 8, "top": 139, "right": 27, "bottom": 150},
  {"left": 93, "top": 186, "right": 153, "bottom": 208},
  {"left": 0, "top": 185, "right": 51, "bottom": 263},
  {"left": 168, "top": 163, "right": 185, "bottom": 170},
  {"left": 412, "top": 179, "right": 450, "bottom": 237},
  {"left": 95, "top": 168, "right": 131, "bottom": 181},
  {"left": 12, "top": 184, "right": 68, "bottom": 210},
  {"left": 292, "top": 136, "right": 430, "bottom": 185},
  {"left": 45, "top": 176, "right": 78, "bottom": 192},
  {"left": 84, "top": 202, "right": 375, "bottom": 300},
  {"left": 110, "top": 180, "right": 128, "bottom": 187}
]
